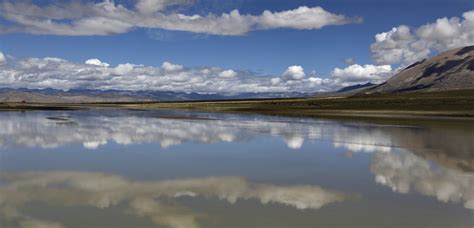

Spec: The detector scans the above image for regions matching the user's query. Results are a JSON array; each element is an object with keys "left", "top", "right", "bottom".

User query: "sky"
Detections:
[{"left": 0, "top": 0, "right": 473, "bottom": 94}]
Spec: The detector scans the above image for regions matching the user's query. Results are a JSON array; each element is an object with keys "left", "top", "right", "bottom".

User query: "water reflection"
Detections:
[
  {"left": 0, "top": 111, "right": 472, "bottom": 171},
  {"left": 0, "top": 111, "right": 321, "bottom": 150},
  {"left": 0, "top": 172, "right": 354, "bottom": 228},
  {"left": 0, "top": 110, "right": 473, "bottom": 227}
]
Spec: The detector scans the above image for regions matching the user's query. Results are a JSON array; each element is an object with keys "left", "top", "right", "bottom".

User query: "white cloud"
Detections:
[
  {"left": 308, "top": 77, "right": 323, "bottom": 85},
  {"left": 283, "top": 65, "right": 306, "bottom": 80},
  {"left": 85, "top": 58, "right": 109, "bottom": 67},
  {"left": 0, "top": 1, "right": 361, "bottom": 36},
  {"left": 268, "top": 63, "right": 393, "bottom": 91},
  {"left": 0, "top": 51, "right": 5, "bottom": 65},
  {"left": 270, "top": 77, "right": 281, "bottom": 85},
  {"left": 331, "top": 64, "right": 393, "bottom": 83},
  {"left": 258, "top": 6, "right": 362, "bottom": 30},
  {"left": 308, "top": 77, "right": 336, "bottom": 89},
  {"left": 371, "top": 10, "right": 474, "bottom": 65},
  {"left": 161, "top": 61, "right": 183, "bottom": 72},
  {"left": 113, "top": 63, "right": 134, "bottom": 76},
  {"left": 218, "top": 69, "right": 237, "bottom": 78}
]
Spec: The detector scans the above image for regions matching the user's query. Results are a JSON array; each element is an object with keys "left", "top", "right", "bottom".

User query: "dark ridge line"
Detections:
[
  {"left": 404, "top": 59, "right": 426, "bottom": 70},
  {"left": 455, "top": 46, "right": 474, "bottom": 56},
  {"left": 393, "top": 84, "right": 434, "bottom": 93}
]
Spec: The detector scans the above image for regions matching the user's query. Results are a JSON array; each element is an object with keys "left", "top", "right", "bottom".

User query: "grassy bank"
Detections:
[
  {"left": 2, "top": 90, "right": 474, "bottom": 119},
  {"left": 120, "top": 90, "right": 474, "bottom": 119}
]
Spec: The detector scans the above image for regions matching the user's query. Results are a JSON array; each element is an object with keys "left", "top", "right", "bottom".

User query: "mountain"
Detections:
[
  {"left": 314, "top": 82, "right": 377, "bottom": 97},
  {"left": 0, "top": 88, "right": 315, "bottom": 103},
  {"left": 366, "top": 45, "right": 474, "bottom": 93}
]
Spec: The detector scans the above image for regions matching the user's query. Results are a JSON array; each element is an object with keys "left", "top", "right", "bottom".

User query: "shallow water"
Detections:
[{"left": 0, "top": 109, "right": 473, "bottom": 228}]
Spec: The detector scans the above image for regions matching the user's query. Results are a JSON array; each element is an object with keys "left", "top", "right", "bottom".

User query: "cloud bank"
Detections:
[
  {"left": 0, "top": 54, "right": 390, "bottom": 93},
  {"left": 371, "top": 10, "right": 474, "bottom": 65},
  {"left": 0, "top": 1, "right": 361, "bottom": 36}
]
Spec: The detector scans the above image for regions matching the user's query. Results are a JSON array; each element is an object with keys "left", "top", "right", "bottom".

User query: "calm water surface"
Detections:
[{"left": 0, "top": 109, "right": 473, "bottom": 228}]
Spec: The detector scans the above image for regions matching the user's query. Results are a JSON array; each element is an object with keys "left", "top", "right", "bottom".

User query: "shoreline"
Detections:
[
  {"left": 2, "top": 106, "right": 474, "bottom": 122},
  {"left": 2, "top": 90, "right": 474, "bottom": 120}
]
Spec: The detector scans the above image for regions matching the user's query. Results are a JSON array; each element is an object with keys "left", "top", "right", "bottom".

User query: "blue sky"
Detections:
[{"left": 0, "top": 0, "right": 473, "bottom": 93}]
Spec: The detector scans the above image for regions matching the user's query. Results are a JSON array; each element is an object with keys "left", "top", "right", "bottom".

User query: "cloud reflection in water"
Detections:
[
  {"left": 370, "top": 151, "right": 474, "bottom": 209},
  {"left": 0, "top": 172, "right": 354, "bottom": 228},
  {"left": 0, "top": 111, "right": 322, "bottom": 150}
]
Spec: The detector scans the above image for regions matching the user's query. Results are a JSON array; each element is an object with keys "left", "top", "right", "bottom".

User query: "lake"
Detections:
[{"left": 0, "top": 109, "right": 473, "bottom": 228}]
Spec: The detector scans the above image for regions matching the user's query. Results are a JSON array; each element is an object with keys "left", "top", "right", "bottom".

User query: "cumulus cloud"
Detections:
[
  {"left": 218, "top": 69, "right": 237, "bottom": 78},
  {"left": 112, "top": 63, "right": 135, "bottom": 76},
  {"left": 85, "top": 58, "right": 109, "bottom": 67},
  {"left": 269, "top": 64, "right": 383, "bottom": 91},
  {"left": 161, "top": 61, "right": 184, "bottom": 72},
  {"left": 331, "top": 64, "right": 393, "bottom": 84},
  {"left": 277, "top": 63, "right": 392, "bottom": 89},
  {"left": 283, "top": 65, "right": 306, "bottom": 80},
  {"left": 270, "top": 77, "right": 281, "bottom": 85},
  {"left": 277, "top": 63, "right": 393, "bottom": 90},
  {"left": 371, "top": 10, "right": 474, "bottom": 65},
  {"left": 0, "top": 1, "right": 361, "bottom": 36},
  {"left": 0, "top": 171, "right": 354, "bottom": 227}
]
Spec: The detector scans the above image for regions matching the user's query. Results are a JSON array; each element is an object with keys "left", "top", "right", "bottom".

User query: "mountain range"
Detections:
[{"left": 0, "top": 88, "right": 314, "bottom": 103}]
